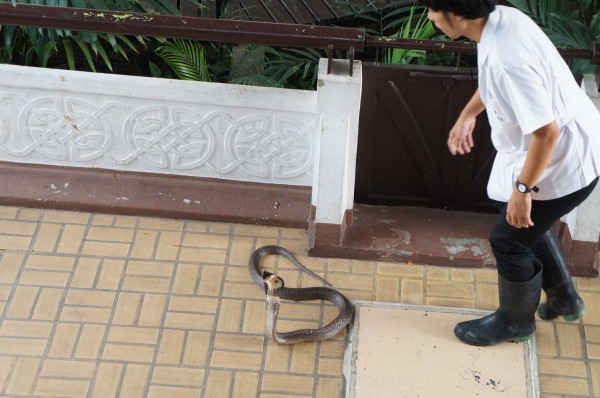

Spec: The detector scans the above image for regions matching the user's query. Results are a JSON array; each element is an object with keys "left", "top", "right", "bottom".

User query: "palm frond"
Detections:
[{"left": 155, "top": 39, "right": 211, "bottom": 82}]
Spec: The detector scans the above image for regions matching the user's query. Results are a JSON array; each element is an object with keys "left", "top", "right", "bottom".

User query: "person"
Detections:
[{"left": 424, "top": 0, "right": 600, "bottom": 346}]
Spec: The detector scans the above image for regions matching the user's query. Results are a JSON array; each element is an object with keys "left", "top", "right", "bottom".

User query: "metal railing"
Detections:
[{"left": 0, "top": 2, "right": 597, "bottom": 75}]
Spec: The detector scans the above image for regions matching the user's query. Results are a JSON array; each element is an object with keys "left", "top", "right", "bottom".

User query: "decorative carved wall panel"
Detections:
[{"left": 0, "top": 67, "right": 317, "bottom": 186}]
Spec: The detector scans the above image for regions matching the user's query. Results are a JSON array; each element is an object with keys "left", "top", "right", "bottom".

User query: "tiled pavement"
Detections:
[{"left": 0, "top": 206, "right": 598, "bottom": 398}]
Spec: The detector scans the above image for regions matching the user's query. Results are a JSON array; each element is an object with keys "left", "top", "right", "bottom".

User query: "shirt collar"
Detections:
[{"left": 478, "top": 7, "right": 500, "bottom": 65}]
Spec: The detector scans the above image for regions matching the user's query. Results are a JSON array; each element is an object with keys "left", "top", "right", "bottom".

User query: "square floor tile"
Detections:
[{"left": 344, "top": 302, "right": 539, "bottom": 398}]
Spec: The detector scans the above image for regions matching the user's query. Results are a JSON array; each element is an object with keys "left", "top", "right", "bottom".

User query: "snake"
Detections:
[{"left": 249, "top": 245, "right": 355, "bottom": 344}]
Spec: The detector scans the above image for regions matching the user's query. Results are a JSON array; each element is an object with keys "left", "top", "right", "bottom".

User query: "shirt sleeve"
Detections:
[{"left": 496, "top": 65, "right": 555, "bottom": 135}]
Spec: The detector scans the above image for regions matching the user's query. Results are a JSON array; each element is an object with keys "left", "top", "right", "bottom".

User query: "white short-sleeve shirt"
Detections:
[{"left": 478, "top": 6, "right": 600, "bottom": 201}]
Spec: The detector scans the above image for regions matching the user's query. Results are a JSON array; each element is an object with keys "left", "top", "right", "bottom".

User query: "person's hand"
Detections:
[
  {"left": 506, "top": 188, "right": 534, "bottom": 228},
  {"left": 448, "top": 115, "right": 476, "bottom": 155}
]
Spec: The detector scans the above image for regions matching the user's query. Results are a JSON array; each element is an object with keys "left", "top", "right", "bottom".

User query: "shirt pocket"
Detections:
[{"left": 486, "top": 99, "right": 523, "bottom": 152}]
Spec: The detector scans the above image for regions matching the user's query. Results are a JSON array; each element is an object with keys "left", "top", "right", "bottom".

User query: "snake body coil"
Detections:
[{"left": 249, "top": 245, "right": 354, "bottom": 344}]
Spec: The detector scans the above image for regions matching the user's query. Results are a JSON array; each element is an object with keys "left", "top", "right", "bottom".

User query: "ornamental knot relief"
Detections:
[{"left": 0, "top": 94, "right": 316, "bottom": 183}]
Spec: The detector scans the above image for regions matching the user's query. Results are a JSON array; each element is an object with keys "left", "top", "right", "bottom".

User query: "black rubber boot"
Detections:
[
  {"left": 454, "top": 263, "right": 542, "bottom": 346},
  {"left": 534, "top": 230, "right": 585, "bottom": 321}
]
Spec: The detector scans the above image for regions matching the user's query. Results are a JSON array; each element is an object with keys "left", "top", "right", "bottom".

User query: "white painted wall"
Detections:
[
  {"left": 0, "top": 64, "right": 317, "bottom": 186},
  {"left": 311, "top": 59, "right": 363, "bottom": 225},
  {"left": 0, "top": 62, "right": 596, "bottom": 246},
  {"left": 562, "top": 74, "right": 600, "bottom": 243}
]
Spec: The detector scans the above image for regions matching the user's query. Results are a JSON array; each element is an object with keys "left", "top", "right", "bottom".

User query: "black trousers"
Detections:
[{"left": 489, "top": 177, "right": 599, "bottom": 282}]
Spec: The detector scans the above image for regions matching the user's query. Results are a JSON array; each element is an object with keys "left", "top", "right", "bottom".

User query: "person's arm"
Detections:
[
  {"left": 506, "top": 121, "right": 560, "bottom": 228},
  {"left": 448, "top": 88, "right": 486, "bottom": 155}
]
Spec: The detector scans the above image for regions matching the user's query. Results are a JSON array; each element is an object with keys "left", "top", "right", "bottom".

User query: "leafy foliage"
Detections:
[
  {"left": 0, "top": 0, "right": 471, "bottom": 88},
  {"left": 506, "top": 0, "right": 600, "bottom": 73},
  {"left": 0, "top": 0, "right": 182, "bottom": 71},
  {"left": 382, "top": 5, "right": 436, "bottom": 65},
  {"left": 336, "top": 0, "right": 460, "bottom": 66},
  {"left": 336, "top": 0, "right": 422, "bottom": 36},
  {"left": 155, "top": 39, "right": 211, "bottom": 82}
]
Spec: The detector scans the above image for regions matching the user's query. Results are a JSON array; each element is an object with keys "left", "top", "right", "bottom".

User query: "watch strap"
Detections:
[{"left": 516, "top": 179, "right": 539, "bottom": 193}]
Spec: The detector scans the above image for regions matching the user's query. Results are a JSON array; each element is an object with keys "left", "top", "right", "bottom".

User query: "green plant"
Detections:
[
  {"left": 0, "top": 0, "right": 183, "bottom": 71},
  {"left": 260, "top": 47, "right": 323, "bottom": 90},
  {"left": 507, "top": 0, "right": 600, "bottom": 73},
  {"left": 382, "top": 5, "right": 436, "bottom": 64},
  {"left": 228, "top": 44, "right": 282, "bottom": 87},
  {"left": 336, "top": 0, "right": 420, "bottom": 36},
  {"left": 155, "top": 39, "right": 212, "bottom": 82},
  {"left": 336, "top": 0, "right": 461, "bottom": 66}
]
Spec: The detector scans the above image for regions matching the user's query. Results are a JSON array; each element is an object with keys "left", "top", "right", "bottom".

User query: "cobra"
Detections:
[{"left": 249, "top": 245, "right": 354, "bottom": 344}]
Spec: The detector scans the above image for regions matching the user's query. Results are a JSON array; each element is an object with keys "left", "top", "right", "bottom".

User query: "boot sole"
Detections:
[
  {"left": 538, "top": 305, "right": 585, "bottom": 322},
  {"left": 562, "top": 310, "right": 585, "bottom": 322},
  {"left": 510, "top": 334, "right": 533, "bottom": 343}
]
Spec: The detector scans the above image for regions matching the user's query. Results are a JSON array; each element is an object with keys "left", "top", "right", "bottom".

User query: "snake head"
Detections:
[
  {"left": 261, "top": 270, "right": 273, "bottom": 279},
  {"left": 263, "top": 273, "right": 285, "bottom": 295}
]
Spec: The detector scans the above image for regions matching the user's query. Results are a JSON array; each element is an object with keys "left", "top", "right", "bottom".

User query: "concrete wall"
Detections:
[
  {"left": 0, "top": 62, "right": 596, "bottom": 267},
  {"left": 0, "top": 64, "right": 317, "bottom": 186},
  {"left": 311, "top": 59, "right": 363, "bottom": 225},
  {"left": 563, "top": 74, "right": 600, "bottom": 245}
]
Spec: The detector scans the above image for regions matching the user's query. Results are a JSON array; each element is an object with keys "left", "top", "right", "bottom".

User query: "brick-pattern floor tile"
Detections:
[
  {"left": 32, "top": 222, "right": 61, "bottom": 252},
  {"left": 540, "top": 375, "right": 589, "bottom": 396},
  {"left": 591, "top": 361, "right": 600, "bottom": 397},
  {"left": 5, "top": 358, "right": 41, "bottom": 396},
  {"left": 582, "top": 290, "right": 600, "bottom": 326},
  {"left": 400, "top": 279, "right": 425, "bottom": 305},
  {"left": 0, "top": 206, "right": 598, "bottom": 398},
  {"left": 28, "top": 253, "right": 76, "bottom": 271},
  {"left": 375, "top": 275, "right": 400, "bottom": 302},
  {"left": 536, "top": 322, "right": 559, "bottom": 356},
  {"left": 57, "top": 225, "right": 86, "bottom": 254},
  {"left": 75, "top": 324, "right": 106, "bottom": 359},
  {"left": 262, "top": 373, "right": 314, "bottom": 395},
  {"left": 204, "top": 369, "right": 232, "bottom": 398},
  {"left": 182, "top": 331, "right": 211, "bottom": 366},
  {"left": 48, "top": 323, "right": 81, "bottom": 358},
  {"left": 152, "top": 366, "right": 204, "bottom": 388},
  {"left": 156, "top": 329, "right": 185, "bottom": 364},
  {"left": 211, "top": 350, "right": 263, "bottom": 370},
  {"left": 556, "top": 323, "right": 584, "bottom": 358},
  {"left": 316, "top": 377, "right": 343, "bottom": 398},
  {"left": 121, "top": 364, "right": 151, "bottom": 398},
  {"left": 232, "top": 372, "right": 260, "bottom": 398},
  {"left": 264, "top": 340, "right": 292, "bottom": 372},
  {"left": 476, "top": 283, "right": 499, "bottom": 311},
  {"left": 0, "top": 358, "right": 16, "bottom": 387},
  {"left": 537, "top": 357, "right": 587, "bottom": 378},
  {"left": 90, "top": 363, "right": 124, "bottom": 398},
  {"left": 0, "top": 252, "right": 24, "bottom": 283},
  {"left": 291, "top": 343, "right": 317, "bottom": 374}
]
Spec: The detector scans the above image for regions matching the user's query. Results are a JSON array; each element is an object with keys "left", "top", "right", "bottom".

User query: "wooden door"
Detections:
[{"left": 355, "top": 62, "right": 497, "bottom": 212}]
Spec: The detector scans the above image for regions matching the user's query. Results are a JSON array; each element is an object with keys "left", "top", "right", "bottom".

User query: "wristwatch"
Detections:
[{"left": 515, "top": 179, "right": 539, "bottom": 193}]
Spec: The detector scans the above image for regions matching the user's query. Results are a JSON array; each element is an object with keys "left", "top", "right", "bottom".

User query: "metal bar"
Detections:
[
  {"left": 366, "top": 36, "right": 476, "bottom": 54},
  {"left": 366, "top": 36, "right": 597, "bottom": 61},
  {"left": 349, "top": 47, "right": 355, "bottom": 77},
  {"left": 594, "top": 42, "right": 600, "bottom": 64},
  {"left": 0, "top": 2, "right": 365, "bottom": 50},
  {"left": 557, "top": 47, "right": 594, "bottom": 60}
]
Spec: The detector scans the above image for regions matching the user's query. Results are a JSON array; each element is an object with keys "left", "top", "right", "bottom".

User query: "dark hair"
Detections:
[{"left": 422, "top": 0, "right": 497, "bottom": 19}]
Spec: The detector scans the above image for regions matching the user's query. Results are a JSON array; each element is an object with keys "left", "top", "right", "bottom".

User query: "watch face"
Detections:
[{"left": 517, "top": 183, "right": 527, "bottom": 193}]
